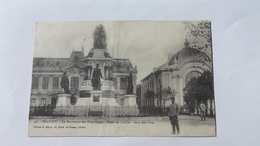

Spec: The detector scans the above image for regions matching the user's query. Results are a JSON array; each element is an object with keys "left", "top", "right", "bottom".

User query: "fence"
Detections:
[
  {"left": 29, "top": 105, "right": 214, "bottom": 117},
  {"left": 139, "top": 105, "right": 214, "bottom": 116},
  {"left": 29, "top": 105, "right": 55, "bottom": 116}
]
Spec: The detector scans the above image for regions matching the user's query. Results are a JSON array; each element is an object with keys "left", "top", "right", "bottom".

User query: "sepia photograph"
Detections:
[{"left": 28, "top": 21, "right": 216, "bottom": 137}]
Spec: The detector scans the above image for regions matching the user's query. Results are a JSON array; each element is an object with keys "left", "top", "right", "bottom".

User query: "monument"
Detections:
[
  {"left": 90, "top": 63, "right": 103, "bottom": 110},
  {"left": 123, "top": 73, "right": 138, "bottom": 107},
  {"left": 126, "top": 73, "right": 133, "bottom": 94},
  {"left": 60, "top": 71, "right": 70, "bottom": 93},
  {"left": 56, "top": 71, "right": 71, "bottom": 106},
  {"left": 48, "top": 24, "right": 138, "bottom": 116}
]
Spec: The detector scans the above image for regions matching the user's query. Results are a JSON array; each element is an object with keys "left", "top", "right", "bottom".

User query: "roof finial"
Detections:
[
  {"left": 82, "top": 38, "right": 85, "bottom": 54},
  {"left": 184, "top": 38, "right": 190, "bottom": 47}
]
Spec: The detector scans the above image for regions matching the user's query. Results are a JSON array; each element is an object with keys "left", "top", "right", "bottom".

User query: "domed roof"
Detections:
[{"left": 168, "top": 40, "right": 210, "bottom": 67}]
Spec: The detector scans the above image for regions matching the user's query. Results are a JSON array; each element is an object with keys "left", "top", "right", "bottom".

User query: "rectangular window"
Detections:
[
  {"left": 42, "top": 77, "right": 49, "bottom": 89},
  {"left": 32, "top": 77, "right": 39, "bottom": 89},
  {"left": 71, "top": 77, "right": 79, "bottom": 88},
  {"left": 52, "top": 77, "right": 59, "bottom": 89},
  {"left": 120, "top": 77, "right": 127, "bottom": 89},
  {"left": 41, "top": 98, "right": 47, "bottom": 105}
]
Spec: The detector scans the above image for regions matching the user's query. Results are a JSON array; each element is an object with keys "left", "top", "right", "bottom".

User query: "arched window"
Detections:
[{"left": 185, "top": 71, "right": 202, "bottom": 85}]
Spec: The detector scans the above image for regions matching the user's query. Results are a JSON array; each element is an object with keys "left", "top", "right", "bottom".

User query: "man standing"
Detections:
[
  {"left": 200, "top": 101, "right": 206, "bottom": 121},
  {"left": 168, "top": 97, "right": 180, "bottom": 135}
]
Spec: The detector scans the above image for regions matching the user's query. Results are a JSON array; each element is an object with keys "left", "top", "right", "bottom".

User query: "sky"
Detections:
[{"left": 34, "top": 21, "right": 197, "bottom": 83}]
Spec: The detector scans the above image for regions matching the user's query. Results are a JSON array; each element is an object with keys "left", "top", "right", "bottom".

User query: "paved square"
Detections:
[{"left": 29, "top": 115, "right": 216, "bottom": 137}]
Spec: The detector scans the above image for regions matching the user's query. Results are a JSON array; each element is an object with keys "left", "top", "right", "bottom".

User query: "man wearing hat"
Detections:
[
  {"left": 168, "top": 96, "right": 180, "bottom": 135},
  {"left": 200, "top": 101, "right": 206, "bottom": 121}
]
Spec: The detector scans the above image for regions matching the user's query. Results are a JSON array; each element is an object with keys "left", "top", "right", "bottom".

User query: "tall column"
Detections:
[
  {"left": 133, "top": 75, "right": 136, "bottom": 94},
  {"left": 169, "top": 73, "right": 173, "bottom": 90},
  {"left": 49, "top": 76, "right": 53, "bottom": 91},
  {"left": 178, "top": 76, "right": 184, "bottom": 106},
  {"left": 84, "top": 68, "right": 88, "bottom": 80},
  {"left": 106, "top": 67, "right": 109, "bottom": 80},
  {"left": 117, "top": 77, "right": 121, "bottom": 93},
  {"left": 109, "top": 67, "right": 112, "bottom": 80},
  {"left": 87, "top": 68, "right": 90, "bottom": 79},
  {"left": 88, "top": 67, "right": 92, "bottom": 80},
  {"left": 104, "top": 67, "right": 107, "bottom": 80},
  {"left": 172, "top": 75, "right": 177, "bottom": 90},
  {"left": 38, "top": 76, "right": 43, "bottom": 91}
]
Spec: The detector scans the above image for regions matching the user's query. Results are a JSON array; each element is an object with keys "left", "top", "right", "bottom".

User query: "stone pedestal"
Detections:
[
  {"left": 123, "top": 94, "right": 137, "bottom": 107},
  {"left": 76, "top": 98, "right": 91, "bottom": 106},
  {"left": 121, "top": 94, "right": 139, "bottom": 116},
  {"left": 102, "top": 98, "right": 120, "bottom": 106},
  {"left": 56, "top": 94, "right": 71, "bottom": 106}
]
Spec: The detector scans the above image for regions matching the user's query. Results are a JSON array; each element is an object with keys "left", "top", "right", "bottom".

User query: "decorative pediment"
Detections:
[{"left": 66, "top": 66, "right": 82, "bottom": 74}]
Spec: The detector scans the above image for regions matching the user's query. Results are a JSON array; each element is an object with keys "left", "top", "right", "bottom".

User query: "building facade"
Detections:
[
  {"left": 141, "top": 40, "right": 213, "bottom": 112},
  {"left": 30, "top": 47, "right": 138, "bottom": 107}
]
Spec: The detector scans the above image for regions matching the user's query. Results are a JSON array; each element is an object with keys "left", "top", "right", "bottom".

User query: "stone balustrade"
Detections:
[{"left": 80, "top": 80, "right": 115, "bottom": 91}]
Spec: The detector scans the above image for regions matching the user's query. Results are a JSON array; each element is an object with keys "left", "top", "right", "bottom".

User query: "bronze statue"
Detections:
[
  {"left": 60, "top": 71, "right": 70, "bottom": 94},
  {"left": 91, "top": 64, "right": 103, "bottom": 90},
  {"left": 126, "top": 73, "right": 134, "bottom": 94}
]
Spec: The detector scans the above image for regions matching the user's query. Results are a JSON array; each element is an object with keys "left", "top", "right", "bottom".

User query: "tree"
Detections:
[
  {"left": 182, "top": 21, "right": 212, "bottom": 59},
  {"left": 197, "top": 71, "right": 214, "bottom": 115},
  {"left": 160, "top": 86, "right": 176, "bottom": 113},
  {"left": 144, "top": 90, "right": 155, "bottom": 107},
  {"left": 93, "top": 24, "right": 107, "bottom": 49},
  {"left": 183, "top": 78, "right": 198, "bottom": 104},
  {"left": 155, "top": 90, "right": 161, "bottom": 108},
  {"left": 183, "top": 71, "right": 214, "bottom": 115}
]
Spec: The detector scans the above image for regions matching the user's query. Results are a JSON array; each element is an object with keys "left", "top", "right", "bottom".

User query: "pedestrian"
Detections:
[
  {"left": 200, "top": 101, "right": 206, "bottom": 121},
  {"left": 168, "top": 96, "right": 180, "bottom": 135}
]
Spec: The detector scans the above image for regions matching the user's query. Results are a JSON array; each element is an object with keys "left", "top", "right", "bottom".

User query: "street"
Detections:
[{"left": 28, "top": 115, "right": 216, "bottom": 137}]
